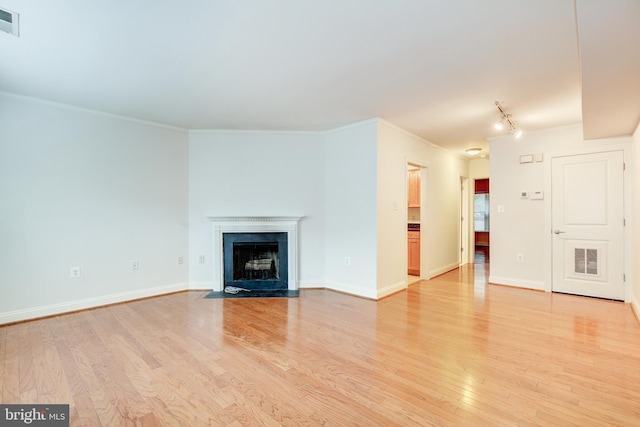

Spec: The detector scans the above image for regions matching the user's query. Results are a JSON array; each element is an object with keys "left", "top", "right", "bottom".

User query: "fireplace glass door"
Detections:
[
  {"left": 233, "top": 242, "right": 279, "bottom": 281},
  {"left": 223, "top": 232, "right": 288, "bottom": 290}
]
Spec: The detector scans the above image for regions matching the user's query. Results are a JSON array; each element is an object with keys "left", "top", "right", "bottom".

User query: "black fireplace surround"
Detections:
[{"left": 223, "top": 232, "right": 288, "bottom": 290}]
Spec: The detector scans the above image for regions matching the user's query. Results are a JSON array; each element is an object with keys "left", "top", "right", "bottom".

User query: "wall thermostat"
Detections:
[
  {"left": 520, "top": 154, "right": 534, "bottom": 164},
  {"left": 531, "top": 191, "right": 544, "bottom": 200}
]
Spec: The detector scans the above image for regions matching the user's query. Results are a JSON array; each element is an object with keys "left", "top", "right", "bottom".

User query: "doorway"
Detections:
[
  {"left": 407, "top": 163, "right": 425, "bottom": 284},
  {"left": 551, "top": 151, "right": 624, "bottom": 300},
  {"left": 474, "top": 178, "right": 490, "bottom": 263},
  {"left": 460, "top": 177, "right": 469, "bottom": 265}
]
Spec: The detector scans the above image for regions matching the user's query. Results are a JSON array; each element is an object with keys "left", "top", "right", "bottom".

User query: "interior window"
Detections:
[{"left": 474, "top": 193, "right": 490, "bottom": 232}]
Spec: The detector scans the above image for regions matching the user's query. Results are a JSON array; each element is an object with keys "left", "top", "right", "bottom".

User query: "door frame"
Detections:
[
  {"left": 471, "top": 177, "right": 490, "bottom": 260},
  {"left": 460, "top": 176, "right": 470, "bottom": 265},
  {"left": 406, "top": 160, "right": 429, "bottom": 281},
  {"left": 543, "top": 146, "right": 631, "bottom": 301}
]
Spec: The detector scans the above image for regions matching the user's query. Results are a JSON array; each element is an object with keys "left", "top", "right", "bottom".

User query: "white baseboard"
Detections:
[
  {"left": 188, "top": 281, "right": 215, "bottom": 290},
  {"left": 630, "top": 292, "right": 640, "bottom": 324},
  {"left": 0, "top": 282, "right": 188, "bottom": 325},
  {"left": 298, "top": 279, "right": 325, "bottom": 289},
  {"left": 300, "top": 279, "right": 407, "bottom": 300},
  {"left": 429, "top": 262, "right": 460, "bottom": 279},
  {"left": 488, "top": 275, "right": 546, "bottom": 291},
  {"left": 377, "top": 280, "right": 406, "bottom": 299},
  {"left": 322, "top": 280, "right": 378, "bottom": 299}
]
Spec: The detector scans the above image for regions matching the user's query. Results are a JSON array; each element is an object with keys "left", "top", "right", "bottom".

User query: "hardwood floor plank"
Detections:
[
  {"left": 136, "top": 412, "right": 164, "bottom": 427},
  {"left": 92, "top": 307, "right": 162, "bottom": 370},
  {"left": 148, "top": 367, "right": 228, "bottom": 426},
  {"left": 2, "top": 263, "right": 640, "bottom": 425},
  {"left": 17, "top": 323, "right": 38, "bottom": 403},
  {"left": 33, "top": 320, "right": 74, "bottom": 404},
  {"left": 0, "top": 325, "right": 6, "bottom": 401}
]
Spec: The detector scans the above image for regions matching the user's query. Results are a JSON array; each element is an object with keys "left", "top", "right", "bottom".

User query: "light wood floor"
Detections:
[{"left": 2, "top": 262, "right": 640, "bottom": 426}]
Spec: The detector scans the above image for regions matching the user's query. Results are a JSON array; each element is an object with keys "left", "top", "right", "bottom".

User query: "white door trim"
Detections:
[
  {"left": 460, "top": 176, "right": 470, "bottom": 265},
  {"left": 406, "top": 159, "right": 430, "bottom": 281}
]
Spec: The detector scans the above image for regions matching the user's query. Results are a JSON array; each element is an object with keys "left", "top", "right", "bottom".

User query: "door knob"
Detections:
[{"left": 553, "top": 229, "right": 566, "bottom": 234}]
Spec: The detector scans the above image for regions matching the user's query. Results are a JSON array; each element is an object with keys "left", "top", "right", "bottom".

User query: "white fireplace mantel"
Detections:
[{"left": 207, "top": 216, "right": 303, "bottom": 291}]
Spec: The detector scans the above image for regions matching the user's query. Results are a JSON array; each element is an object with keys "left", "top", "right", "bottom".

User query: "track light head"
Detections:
[{"left": 494, "top": 101, "right": 522, "bottom": 138}]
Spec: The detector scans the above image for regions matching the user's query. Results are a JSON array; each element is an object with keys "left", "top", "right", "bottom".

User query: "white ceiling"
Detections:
[{"left": 1, "top": 0, "right": 638, "bottom": 157}]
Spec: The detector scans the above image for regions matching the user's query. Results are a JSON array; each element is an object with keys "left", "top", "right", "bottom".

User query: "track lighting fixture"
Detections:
[{"left": 494, "top": 101, "right": 522, "bottom": 138}]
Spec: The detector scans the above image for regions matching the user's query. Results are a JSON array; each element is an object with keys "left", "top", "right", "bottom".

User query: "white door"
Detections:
[{"left": 551, "top": 151, "right": 625, "bottom": 300}]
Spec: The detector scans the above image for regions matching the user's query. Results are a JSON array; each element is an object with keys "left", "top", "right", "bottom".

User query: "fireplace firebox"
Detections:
[{"left": 223, "top": 232, "right": 288, "bottom": 290}]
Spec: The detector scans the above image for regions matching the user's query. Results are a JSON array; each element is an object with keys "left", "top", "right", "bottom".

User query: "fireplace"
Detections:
[
  {"left": 208, "top": 216, "right": 302, "bottom": 292},
  {"left": 223, "top": 232, "right": 288, "bottom": 290}
]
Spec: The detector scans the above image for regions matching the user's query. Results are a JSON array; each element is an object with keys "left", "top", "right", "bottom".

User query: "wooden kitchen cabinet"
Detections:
[
  {"left": 408, "top": 230, "right": 420, "bottom": 275},
  {"left": 408, "top": 170, "right": 420, "bottom": 207}
]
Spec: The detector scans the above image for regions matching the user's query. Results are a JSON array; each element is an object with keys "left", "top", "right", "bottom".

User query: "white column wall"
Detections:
[
  {"left": 323, "top": 120, "right": 378, "bottom": 298},
  {"left": 0, "top": 94, "right": 189, "bottom": 324}
]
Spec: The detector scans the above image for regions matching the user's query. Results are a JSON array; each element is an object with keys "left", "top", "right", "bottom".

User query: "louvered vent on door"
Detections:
[{"left": 574, "top": 248, "right": 598, "bottom": 275}]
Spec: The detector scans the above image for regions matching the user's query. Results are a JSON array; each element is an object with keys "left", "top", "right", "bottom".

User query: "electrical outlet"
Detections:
[
  {"left": 516, "top": 254, "right": 524, "bottom": 262},
  {"left": 132, "top": 260, "right": 139, "bottom": 270},
  {"left": 199, "top": 255, "right": 205, "bottom": 264},
  {"left": 70, "top": 267, "right": 81, "bottom": 278},
  {"left": 178, "top": 256, "right": 184, "bottom": 265},
  {"left": 345, "top": 256, "right": 351, "bottom": 265}
]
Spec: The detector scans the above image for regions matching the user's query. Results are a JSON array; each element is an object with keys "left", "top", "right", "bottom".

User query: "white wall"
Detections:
[
  {"left": 632, "top": 123, "right": 640, "bottom": 314},
  {"left": 0, "top": 94, "right": 189, "bottom": 324},
  {"left": 469, "top": 157, "right": 490, "bottom": 179},
  {"left": 323, "top": 120, "right": 378, "bottom": 298},
  {"left": 489, "top": 124, "right": 632, "bottom": 297},
  {"left": 377, "top": 120, "right": 469, "bottom": 297},
  {"left": 188, "top": 130, "right": 327, "bottom": 289}
]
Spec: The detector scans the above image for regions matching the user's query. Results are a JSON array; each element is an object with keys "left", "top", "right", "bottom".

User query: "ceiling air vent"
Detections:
[{"left": 0, "top": 7, "right": 19, "bottom": 36}]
